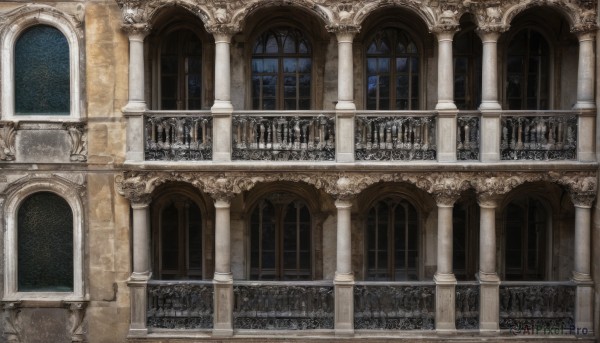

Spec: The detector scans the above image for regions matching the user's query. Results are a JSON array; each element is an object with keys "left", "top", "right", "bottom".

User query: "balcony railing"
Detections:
[
  {"left": 354, "top": 282, "right": 435, "bottom": 330},
  {"left": 455, "top": 282, "right": 479, "bottom": 330},
  {"left": 499, "top": 281, "right": 576, "bottom": 330},
  {"left": 355, "top": 112, "right": 436, "bottom": 161},
  {"left": 457, "top": 112, "right": 480, "bottom": 161},
  {"left": 500, "top": 112, "right": 577, "bottom": 161},
  {"left": 232, "top": 111, "right": 335, "bottom": 161},
  {"left": 144, "top": 111, "right": 212, "bottom": 161},
  {"left": 233, "top": 281, "right": 334, "bottom": 330},
  {"left": 147, "top": 280, "right": 214, "bottom": 329}
]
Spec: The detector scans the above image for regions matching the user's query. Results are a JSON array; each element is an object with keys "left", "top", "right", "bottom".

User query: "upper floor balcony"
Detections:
[{"left": 137, "top": 109, "right": 591, "bottom": 166}]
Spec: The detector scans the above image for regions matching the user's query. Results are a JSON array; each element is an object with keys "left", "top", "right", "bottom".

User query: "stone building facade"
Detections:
[{"left": 0, "top": 0, "right": 599, "bottom": 342}]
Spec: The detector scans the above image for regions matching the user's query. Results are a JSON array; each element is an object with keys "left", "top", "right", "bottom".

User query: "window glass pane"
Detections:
[
  {"left": 18, "top": 192, "right": 73, "bottom": 292},
  {"left": 187, "top": 203, "right": 203, "bottom": 276},
  {"left": 161, "top": 204, "right": 179, "bottom": 271},
  {"left": 15, "top": 25, "right": 70, "bottom": 115}
]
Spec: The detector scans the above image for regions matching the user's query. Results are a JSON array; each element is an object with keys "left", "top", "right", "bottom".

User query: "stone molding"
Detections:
[
  {"left": 113, "top": 0, "right": 596, "bottom": 35},
  {"left": 115, "top": 170, "right": 597, "bottom": 206}
]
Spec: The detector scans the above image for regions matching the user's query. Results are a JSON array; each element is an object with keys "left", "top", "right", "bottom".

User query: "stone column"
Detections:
[
  {"left": 334, "top": 197, "right": 354, "bottom": 336},
  {"left": 571, "top": 192, "right": 595, "bottom": 332},
  {"left": 332, "top": 27, "right": 359, "bottom": 163},
  {"left": 123, "top": 24, "right": 150, "bottom": 162},
  {"left": 212, "top": 194, "right": 234, "bottom": 336},
  {"left": 477, "top": 29, "right": 503, "bottom": 162},
  {"left": 477, "top": 194, "right": 500, "bottom": 332},
  {"left": 433, "top": 192, "right": 459, "bottom": 332},
  {"left": 128, "top": 197, "right": 151, "bottom": 336},
  {"left": 434, "top": 28, "right": 458, "bottom": 162},
  {"left": 210, "top": 30, "right": 234, "bottom": 162},
  {"left": 573, "top": 30, "right": 597, "bottom": 162}
]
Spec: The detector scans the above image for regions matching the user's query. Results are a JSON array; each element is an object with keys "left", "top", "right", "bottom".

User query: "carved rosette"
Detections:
[{"left": 0, "top": 122, "right": 16, "bottom": 161}]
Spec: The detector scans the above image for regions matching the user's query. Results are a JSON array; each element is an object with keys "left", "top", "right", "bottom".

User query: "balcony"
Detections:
[{"left": 139, "top": 110, "right": 586, "bottom": 164}]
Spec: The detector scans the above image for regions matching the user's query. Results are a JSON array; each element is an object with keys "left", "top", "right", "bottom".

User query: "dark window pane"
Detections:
[
  {"left": 18, "top": 192, "right": 73, "bottom": 292},
  {"left": 161, "top": 204, "right": 179, "bottom": 270},
  {"left": 15, "top": 26, "right": 70, "bottom": 115}
]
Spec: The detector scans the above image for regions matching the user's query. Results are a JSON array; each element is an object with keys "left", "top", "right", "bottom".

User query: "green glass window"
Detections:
[
  {"left": 18, "top": 192, "right": 73, "bottom": 292},
  {"left": 15, "top": 25, "right": 70, "bottom": 115}
]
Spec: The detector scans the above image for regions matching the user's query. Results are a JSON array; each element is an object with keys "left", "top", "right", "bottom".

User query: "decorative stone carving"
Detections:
[
  {"left": 551, "top": 171, "right": 597, "bottom": 207},
  {"left": 0, "top": 122, "right": 16, "bottom": 161},
  {"left": 2, "top": 301, "right": 21, "bottom": 343},
  {"left": 354, "top": 284, "right": 435, "bottom": 330},
  {"left": 64, "top": 302, "right": 87, "bottom": 343},
  {"left": 147, "top": 282, "right": 213, "bottom": 329},
  {"left": 233, "top": 284, "right": 334, "bottom": 330},
  {"left": 426, "top": 173, "right": 471, "bottom": 206},
  {"left": 64, "top": 124, "right": 87, "bottom": 162}
]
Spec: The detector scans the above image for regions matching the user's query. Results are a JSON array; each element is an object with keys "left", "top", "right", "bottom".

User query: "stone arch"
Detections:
[
  {"left": 3, "top": 175, "right": 86, "bottom": 300},
  {"left": 1, "top": 5, "right": 84, "bottom": 120},
  {"left": 232, "top": 0, "right": 332, "bottom": 33},
  {"left": 502, "top": 1, "right": 579, "bottom": 30},
  {"left": 354, "top": 0, "right": 436, "bottom": 30},
  {"left": 145, "top": 0, "right": 212, "bottom": 29}
]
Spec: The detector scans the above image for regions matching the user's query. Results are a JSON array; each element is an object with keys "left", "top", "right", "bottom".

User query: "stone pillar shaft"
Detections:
[
  {"left": 477, "top": 197, "right": 500, "bottom": 332},
  {"left": 479, "top": 204, "right": 496, "bottom": 275},
  {"left": 132, "top": 202, "right": 150, "bottom": 277},
  {"left": 334, "top": 198, "right": 354, "bottom": 336},
  {"left": 437, "top": 204, "right": 454, "bottom": 275},
  {"left": 212, "top": 33, "right": 233, "bottom": 162},
  {"left": 213, "top": 197, "right": 233, "bottom": 336},
  {"left": 478, "top": 31, "right": 502, "bottom": 110},
  {"left": 335, "top": 31, "right": 357, "bottom": 163},
  {"left": 434, "top": 198, "right": 457, "bottom": 332},
  {"left": 125, "top": 32, "right": 147, "bottom": 112},
  {"left": 435, "top": 31, "right": 457, "bottom": 111},
  {"left": 574, "top": 32, "right": 596, "bottom": 110}
]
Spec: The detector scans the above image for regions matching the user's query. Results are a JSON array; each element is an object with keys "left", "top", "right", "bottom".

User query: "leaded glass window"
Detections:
[
  {"left": 154, "top": 195, "right": 203, "bottom": 280},
  {"left": 251, "top": 27, "right": 312, "bottom": 110},
  {"left": 506, "top": 29, "right": 550, "bottom": 110},
  {"left": 15, "top": 25, "right": 70, "bottom": 115},
  {"left": 365, "top": 198, "right": 419, "bottom": 281},
  {"left": 504, "top": 197, "right": 547, "bottom": 281},
  {"left": 160, "top": 29, "right": 202, "bottom": 110},
  {"left": 18, "top": 192, "right": 73, "bottom": 292},
  {"left": 250, "top": 195, "right": 311, "bottom": 280},
  {"left": 366, "top": 28, "right": 420, "bottom": 110}
]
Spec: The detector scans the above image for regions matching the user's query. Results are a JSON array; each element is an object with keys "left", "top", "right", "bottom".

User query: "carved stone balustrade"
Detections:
[
  {"left": 355, "top": 112, "right": 436, "bottom": 161},
  {"left": 499, "top": 282, "right": 576, "bottom": 330},
  {"left": 232, "top": 112, "right": 335, "bottom": 161},
  {"left": 144, "top": 111, "right": 213, "bottom": 161},
  {"left": 500, "top": 112, "right": 577, "bottom": 161},
  {"left": 457, "top": 113, "right": 480, "bottom": 161},
  {"left": 455, "top": 282, "right": 479, "bottom": 330},
  {"left": 353, "top": 282, "right": 435, "bottom": 330},
  {"left": 146, "top": 281, "right": 214, "bottom": 329},
  {"left": 233, "top": 281, "right": 334, "bottom": 330}
]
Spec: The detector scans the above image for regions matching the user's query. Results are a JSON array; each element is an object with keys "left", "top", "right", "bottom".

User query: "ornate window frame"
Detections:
[
  {"left": 3, "top": 178, "right": 85, "bottom": 301},
  {"left": 1, "top": 7, "right": 83, "bottom": 121}
]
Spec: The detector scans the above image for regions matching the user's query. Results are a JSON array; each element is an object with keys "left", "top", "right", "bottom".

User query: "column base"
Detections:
[
  {"left": 573, "top": 276, "right": 594, "bottom": 332},
  {"left": 127, "top": 274, "right": 151, "bottom": 336},
  {"left": 127, "top": 328, "right": 148, "bottom": 338},
  {"left": 477, "top": 272, "right": 500, "bottom": 333},
  {"left": 122, "top": 101, "right": 147, "bottom": 113},
  {"left": 434, "top": 273, "right": 457, "bottom": 332},
  {"left": 334, "top": 273, "right": 354, "bottom": 336},
  {"left": 213, "top": 274, "right": 233, "bottom": 336}
]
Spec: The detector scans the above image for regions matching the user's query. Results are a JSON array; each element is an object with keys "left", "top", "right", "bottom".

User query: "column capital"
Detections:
[
  {"left": 327, "top": 24, "right": 360, "bottom": 40},
  {"left": 571, "top": 25, "right": 598, "bottom": 38},
  {"left": 205, "top": 177, "right": 238, "bottom": 203},
  {"left": 571, "top": 192, "right": 595, "bottom": 208},
  {"left": 329, "top": 176, "right": 362, "bottom": 202},
  {"left": 206, "top": 24, "right": 236, "bottom": 42},
  {"left": 122, "top": 23, "right": 151, "bottom": 40},
  {"left": 431, "top": 26, "right": 459, "bottom": 40},
  {"left": 475, "top": 28, "right": 504, "bottom": 42},
  {"left": 476, "top": 193, "right": 499, "bottom": 208}
]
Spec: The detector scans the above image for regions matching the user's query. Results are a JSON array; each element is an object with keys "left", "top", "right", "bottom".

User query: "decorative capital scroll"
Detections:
[
  {"left": 422, "top": 173, "right": 470, "bottom": 206},
  {"left": 551, "top": 171, "right": 597, "bottom": 207},
  {"left": 2, "top": 301, "right": 21, "bottom": 343},
  {"left": 0, "top": 122, "right": 16, "bottom": 162},
  {"left": 203, "top": 176, "right": 254, "bottom": 202},
  {"left": 115, "top": 173, "right": 153, "bottom": 205},
  {"left": 64, "top": 123, "right": 87, "bottom": 162},
  {"left": 121, "top": 23, "right": 151, "bottom": 38},
  {"left": 64, "top": 301, "right": 87, "bottom": 343}
]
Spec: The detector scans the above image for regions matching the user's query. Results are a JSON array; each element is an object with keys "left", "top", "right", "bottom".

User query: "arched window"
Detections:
[
  {"left": 503, "top": 197, "right": 547, "bottom": 280},
  {"left": 251, "top": 27, "right": 312, "bottom": 110},
  {"left": 152, "top": 193, "right": 204, "bottom": 279},
  {"left": 506, "top": 29, "right": 550, "bottom": 110},
  {"left": 18, "top": 192, "right": 73, "bottom": 291},
  {"left": 365, "top": 198, "right": 419, "bottom": 281},
  {"left": 453, "top": 28, "right": 482, "bottom": 110},
  {"left": 15, "top": 25, "right": 70, "bottom": 115},
  {"left": 159, "top": 29, "right": 203, "bottom": 110},
  {"left": 366, "top": 27, "right": 419, "bottom": 110},
  {"left": 250, "top": 195, "right": 311, "bottom": 280}
]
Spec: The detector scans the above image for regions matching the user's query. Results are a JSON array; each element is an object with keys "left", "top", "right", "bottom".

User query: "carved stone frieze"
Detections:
[{"left": 0, "top": 122, "right": 16, "bottom": 161}]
